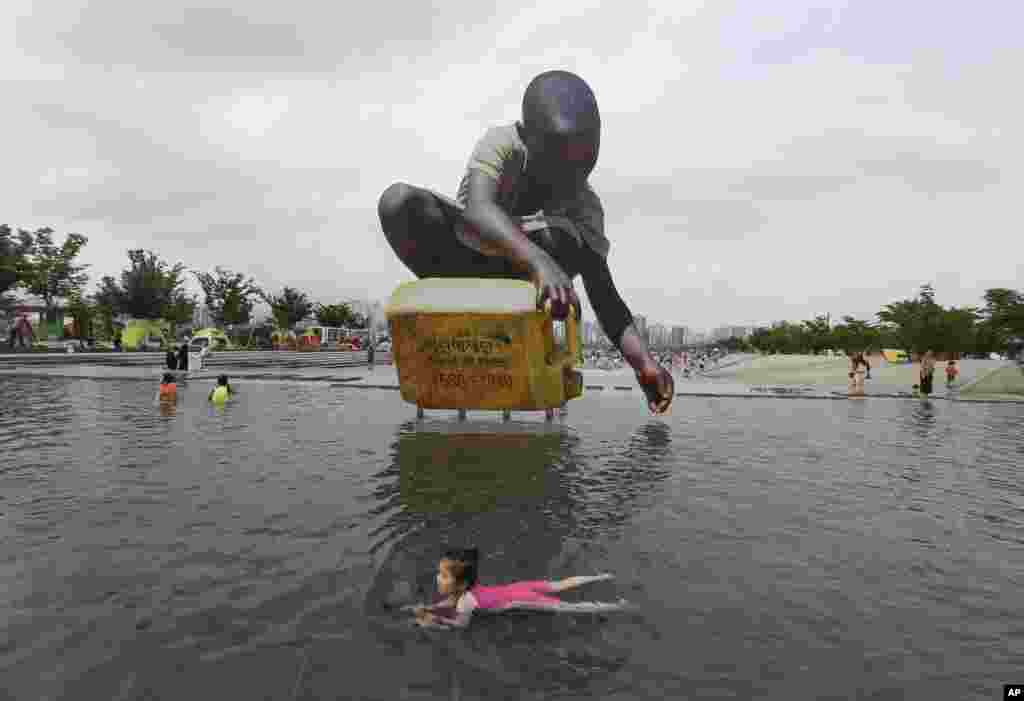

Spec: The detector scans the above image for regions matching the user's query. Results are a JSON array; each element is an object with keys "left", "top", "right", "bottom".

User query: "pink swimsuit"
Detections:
[
  {"left": 470, "top": 580, "right": 560, "bottom": 609},
  {"left": 431, "top": 580, "right": 561, "bottom": 619}
]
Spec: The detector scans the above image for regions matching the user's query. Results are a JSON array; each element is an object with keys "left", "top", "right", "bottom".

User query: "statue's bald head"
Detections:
[
  {"left": 520, "top": 71, "right": 600, "bottom": 191},
  {"left": 522, "top": 71, "right": 600, "bottom": 136}
]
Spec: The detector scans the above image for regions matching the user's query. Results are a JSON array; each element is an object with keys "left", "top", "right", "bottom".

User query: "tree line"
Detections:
[
  {"left": 6, "top": 227, "right": 1021, "bottom": 354},
  {"left": 716, "top": 284, "right": 1023, "bottom": 357},
  {"left": 1, "top": 225, "right": 369, "bottom": 341}
]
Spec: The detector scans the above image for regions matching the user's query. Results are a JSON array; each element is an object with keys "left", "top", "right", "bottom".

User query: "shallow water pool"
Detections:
[{"left": 1, "top": 374, "right": 1022, "bottom": 700}]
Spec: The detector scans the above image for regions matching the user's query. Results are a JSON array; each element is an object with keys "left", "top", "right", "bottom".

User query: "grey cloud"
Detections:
[
  {"left": 855, "top": 95, "right": 890, "bottom": 105},
  {"left": 33, "top": 102, "right": 180, "bottom": 161},
  {"left": 151, "top": 8, "right": 306, "bottom": 59},
  {"left": 149, "top": 205, "right": 334, "bottom": 243},
  {"left": 20, "top": 0, "right": 502, "bottom": 74},
  {"left": 749, "top": 6, "right": 835, "bottom": 65},
  {"left": 855, "top": 152, "right": 1002, "bottom": 196},
  {"left": 603, "top": 181, "right": 763, "bottom": 241},
  {"left": 727, "top": 173, "right": 859, "bottom": 201},
  {"left": 605, "top": 166, "right": 858, "bottom": 207},
  {"left": 667, "top": 199, "right": 764, "bottom": 241},
  {"left": 782, "top": 129, "right": 1003, "bottom": 195},
  {"left": 34, "top": 190, "right": 220, "bottom": 226},
  {"left": 29, "top": 103, "right": 349, "bottom": 241}
]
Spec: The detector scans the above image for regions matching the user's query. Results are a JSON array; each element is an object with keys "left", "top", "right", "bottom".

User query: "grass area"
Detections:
[
  {"left": 726, "top": 354, "right": 923, "bottom": 386},
  {"left": 725, "top": 354, "right": 963, "bottom": 388},
  {"left": 728, "top": 355, "right": 849, "bottom": 385},
  {"left": 959, "top": 365, "right": 1024, "bottom": 398}
]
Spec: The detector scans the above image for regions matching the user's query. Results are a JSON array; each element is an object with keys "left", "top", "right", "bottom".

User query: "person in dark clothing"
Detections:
[
  {"left": 166, "top": 349, "right": 178, "bottom": 370},
  {"left": 377, "top": 70, "right": 673, "bottom": 413},
  {"left": 177, "top": 343, "right": 189, "bottom": 372}
]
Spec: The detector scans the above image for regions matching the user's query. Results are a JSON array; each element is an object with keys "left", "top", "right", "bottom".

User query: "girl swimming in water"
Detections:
[{"left": 407, "top": 548, "right": 628, "bottom": 629}]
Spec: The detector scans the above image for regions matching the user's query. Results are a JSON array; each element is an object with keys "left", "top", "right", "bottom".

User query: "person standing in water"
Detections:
[
  {"left": 847, "top": 351, "right": 871, "bottom": 397},
  {"left": 407, "top": 548, "right": 628, "bottom": 629},
  {"left": 377, "top": 70, "right": 674, "bottom": 414},
  {"left": 156, "top": 373, "right": 178, "bottom": 402},
  {"left": 209, "top": 374, "right": 233, "bottom": 403},
  {"left": 945, "top": 359, "right": 959, "bottom": 388},
  {"left": 919, "top": 350, "right": 936, "bottom": 396}
]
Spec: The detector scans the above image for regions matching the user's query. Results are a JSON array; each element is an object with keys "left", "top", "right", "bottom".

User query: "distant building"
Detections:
[
  {"left": 671, "top": 326, "right": 688, "bottom": 347},
  {"left": 633, "top": 315, "right": 648, "bottom": 344},
  {"left": 711, "top": 325, "right": 756, "bottom": 341},
  {"left": 648, "top": 323, "right": 670, "bottom": 348}
]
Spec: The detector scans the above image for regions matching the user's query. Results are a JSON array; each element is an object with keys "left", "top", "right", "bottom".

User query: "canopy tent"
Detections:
[{"left": 189, "top": 327, "right": 232, "bottom": 350}]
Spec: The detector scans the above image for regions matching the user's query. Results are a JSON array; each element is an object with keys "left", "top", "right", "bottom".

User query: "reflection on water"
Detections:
[
  {"left": 1, "top": 374, "right": 1022, "bottom": 700},
  {"left": 364, "top": 419, "right": 672, "bottom": 614}
]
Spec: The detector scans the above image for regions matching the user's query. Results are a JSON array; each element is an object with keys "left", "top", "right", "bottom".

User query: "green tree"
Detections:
[
  {"left": 801, "top": 315, "right": 833, "bottom": 355},
  {"left": 763, "top": 321, "right": 804, "bottom": 354},
  {"left": 262, "top": 286, "right": 314, "bottom": 331},
  {"left": 116, "top": 249, "right": 187, "bottom": 320},
  {"left": 831, "top": 316, "right": 881, "bottom": 353},
  {"left": 93, "top": 276, "right": 121, "bottom": 341},
  {"left": 0, "top": 225, "right": 34, "bottom": 300},
  {"left": 19, "top": 228, "right": 90, "bottom": 333},
  {"left": 980, "top": 288, "right": 1024, "bottom": 347},
  {"left": 720, "top": 336, "right": 749, "bottom": 353},
  {"left": 748, "top": 327, "right": 770, "bottom": 354},
  {"left": 162, "top": 290, "right": 197, "bottom": 342},
  {"left": 877, "top": 283, "right": 943, "bottom": 354},
  {"left": 934, "top": 307, "right": 979, "bottom": 353},
  {"left": 192, "top": 267, "right": 261, "bottom": 327},
  {"left": 314, "top": 302, "right": 356, "bottom": 328},
  {"left": 65, "top": 292, "right": 94, "bottom": 339}
]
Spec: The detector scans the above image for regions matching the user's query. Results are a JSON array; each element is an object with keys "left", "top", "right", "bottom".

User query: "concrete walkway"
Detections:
[{"left": 1, "top": 354, "right": 1021, "bottom": 404}]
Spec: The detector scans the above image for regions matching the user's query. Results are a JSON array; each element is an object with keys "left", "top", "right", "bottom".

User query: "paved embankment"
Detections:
[
  {"left": 0, "top": 350, "right": 391, "bottom": 369},
  {"left": 1, "top": 351, "right": 1021, "bottom": 404}
]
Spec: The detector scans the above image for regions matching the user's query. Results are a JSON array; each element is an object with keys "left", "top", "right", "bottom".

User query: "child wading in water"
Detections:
[
  {"left": 156, "top": 373, "right": 177, "bottom": 401},
  {"left": 945, "top": 359, "right": 959, "bottom": 388},
  {"left": 209, "top": 374, "right": 233, "bottom": 403},
  {"left": 378, "top": 70, "right": 674, "bottom": 414},
  {"left": 407, "top": 548, "right": 628, "bottom": 629}
]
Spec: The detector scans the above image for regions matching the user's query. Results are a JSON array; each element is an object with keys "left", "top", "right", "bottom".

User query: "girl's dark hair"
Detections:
[
  {"left": 162, "top": 373, "right": 174, "bottom": 383},
  {"left": 441, "top": 547, "right": 479, "bottom": 588},
  {"left": 218, "top": 375, "right": 228, "bottom": 385}
]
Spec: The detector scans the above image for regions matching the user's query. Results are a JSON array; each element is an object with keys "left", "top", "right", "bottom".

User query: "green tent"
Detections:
[
  {"left": 189, "top": 327, "right": 232, "bottom": 350},
  {"left": 122, "top": 319, "right": 169, "bottom": 350}
]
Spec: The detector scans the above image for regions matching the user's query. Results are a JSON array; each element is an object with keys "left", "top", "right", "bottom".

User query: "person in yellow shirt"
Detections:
[{"left": 208, "top": 374, "right": 233, "bottom": 403}]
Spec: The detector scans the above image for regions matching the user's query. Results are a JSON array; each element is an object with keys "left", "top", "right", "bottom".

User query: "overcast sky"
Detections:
[{"left": 2, "top": 0, "right": 1020, "bottom": 331}]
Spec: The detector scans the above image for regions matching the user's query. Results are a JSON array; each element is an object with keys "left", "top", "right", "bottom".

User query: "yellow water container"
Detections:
[{"left": 385, "top": 278, "right": 583, "bottom": 412}]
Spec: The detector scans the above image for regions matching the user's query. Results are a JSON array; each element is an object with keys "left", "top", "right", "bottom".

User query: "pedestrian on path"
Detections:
[
  {"left": 12, "top": 315, "right": 34, "bottom": 350},
  {"left": 176, "top": 343, "right": 189, "bottom": 372}
]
